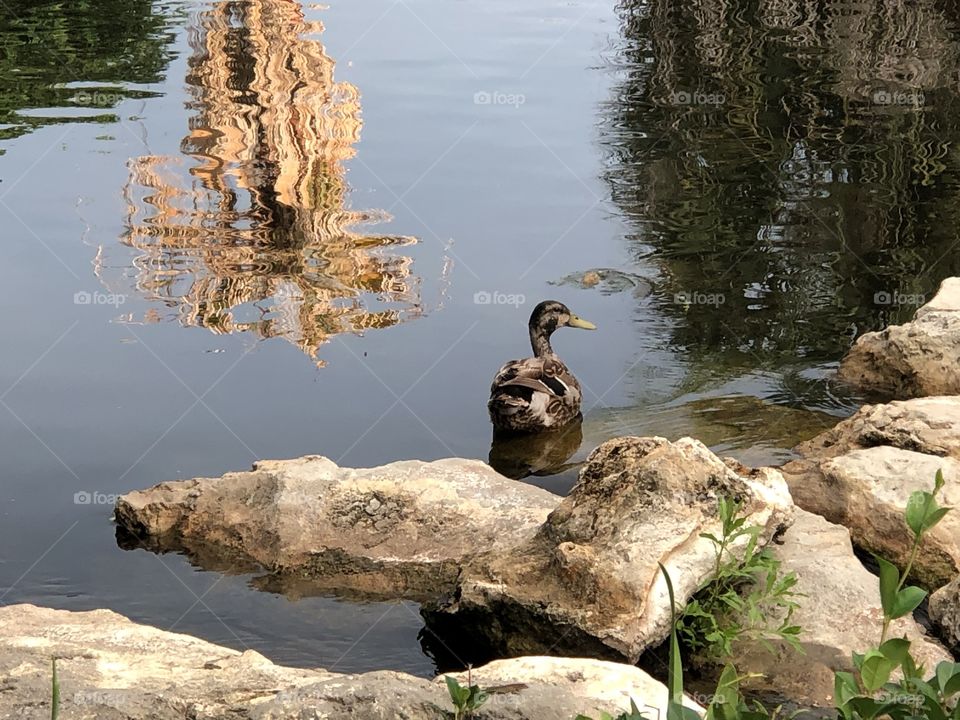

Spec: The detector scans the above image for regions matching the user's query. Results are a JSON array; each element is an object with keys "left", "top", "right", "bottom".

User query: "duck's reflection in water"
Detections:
[{"left": 488, "top": 415, "right": 584, "bottom": 482}]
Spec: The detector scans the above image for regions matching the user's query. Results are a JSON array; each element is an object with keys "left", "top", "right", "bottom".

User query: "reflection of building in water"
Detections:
[{"left": 117, "top": 0, "right": 420, "bottom": 362}]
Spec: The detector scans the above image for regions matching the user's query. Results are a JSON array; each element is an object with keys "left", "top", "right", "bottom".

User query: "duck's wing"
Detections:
[{"left": 492, "top": 356, "right": 574, "bottom": 398}]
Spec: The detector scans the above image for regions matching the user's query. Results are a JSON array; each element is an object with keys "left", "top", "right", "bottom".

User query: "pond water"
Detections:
[{"left": 1, "top": 0, "right": 958, "bottom": 676}]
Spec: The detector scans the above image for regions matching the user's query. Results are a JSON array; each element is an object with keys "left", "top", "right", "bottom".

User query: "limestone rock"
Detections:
[
  {"left": 839, "top": 277, "right": 960, "bottom": 398},
  {"left": 0, "top": 604, "right": 329, "bottom": 720},
  {"left": 423, "top": 436, "right": 794, "bottom": 663},
  {"left": 253, "top": 657, "right": 706, "bottom": 719},
  {"left": 733, "top": 510, "right": 951, "bottom": 706},
  {"left": 784, "top": 397, "right": 960, "bottom": 587},
  {"left": 439, "top": 656, "right": 703, "bottom": 720},
  {"left": 0, "top": 604, "right": 700, "bottom": 720},
  {"left": 115, "top": 455, "right": 560, "bottom": 600},
  {"left": 794, "top": 396, "right": 960, "bottom": 462},
  {"left": 929, "top": 575, "right": 960, "bottom": 652}
]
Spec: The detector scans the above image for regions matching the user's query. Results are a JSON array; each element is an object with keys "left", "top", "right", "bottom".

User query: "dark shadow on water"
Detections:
[{"left": 488, "top": 416, "right": 584, "bottom": 484}]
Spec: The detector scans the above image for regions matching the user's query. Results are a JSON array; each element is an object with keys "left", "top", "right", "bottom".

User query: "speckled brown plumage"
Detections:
[{"left": 488, "top": 300, "right": 595, "bottom": 433}]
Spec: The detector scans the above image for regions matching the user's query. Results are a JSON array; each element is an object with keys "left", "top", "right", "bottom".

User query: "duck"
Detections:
[{"left": 488, "top": 300, "right": 596, "bottom": 433}]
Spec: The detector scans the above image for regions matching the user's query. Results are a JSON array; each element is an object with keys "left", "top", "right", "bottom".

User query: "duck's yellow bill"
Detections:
[{"left": 568, "top": 315, "right": 596, "bottom": 330}]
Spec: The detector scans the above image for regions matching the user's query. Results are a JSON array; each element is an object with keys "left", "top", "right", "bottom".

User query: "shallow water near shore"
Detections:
[{"left": 1, "top": 0, "right": 959, "bottom": 676}]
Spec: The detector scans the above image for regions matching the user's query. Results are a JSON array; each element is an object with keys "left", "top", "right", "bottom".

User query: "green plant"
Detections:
[
  {"left": 678, "top": 497, "right": 802, "bottom": 660},
  {"left": 663, "top": 563, "right": 794, "bottom": 720},
  {"left": 51, "top": 657, "right": 59, "bottom": 720},
  {"left": 663, "top": 563, "right": 713, "bottom": 720},
  {"left": 575, "top": 698, "right": 652, "bottom": 720},
  {"left": 880, "top": 468, "right": 949, "bottom": 642},
  {"left": 445, "top": 670, "right": 489, "bottom": 719},
  {"left": 576, "top": 564, "right": 803, "bottom": 720},
  {"left": 833, "top": 469, "right": 956, "bottom": 719},
  {"left": 575, "top": 472, "right": 952, "bottom": 720}
]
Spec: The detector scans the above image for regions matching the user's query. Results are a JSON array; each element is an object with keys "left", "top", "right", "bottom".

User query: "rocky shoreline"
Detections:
[
  {"left": 5, "top": 277, "right": 960, "bottom": 718},
  {"left": 0, "top": 604, "right": 700, "bottom": 719}
]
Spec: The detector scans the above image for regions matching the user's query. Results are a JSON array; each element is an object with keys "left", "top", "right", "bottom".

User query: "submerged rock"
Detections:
[
  {"left": 115, "top": 455, "right": 560, "bottom": 600},
  {"left": 733, "top": 509, "right": 951, "bottom": 706},
  {"left": 585, "top": 394, "right": 837, "bottom": 468},
  {"left": 0, "top": 604, "right": 700, "bottom": 720},
  {"left": 423, "top": 436, "right": 793, "bottom": 663},
  {"left": 840, "top": 277, "right": 960, "bottom": 398},
  {"left": 783, "top": 397, "right": 960, "bottom": 588}
]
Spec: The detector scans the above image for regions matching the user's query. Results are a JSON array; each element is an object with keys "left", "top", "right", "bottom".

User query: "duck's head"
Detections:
[{"left": 528, "top": 300, "right": 595, "bottom": 356}]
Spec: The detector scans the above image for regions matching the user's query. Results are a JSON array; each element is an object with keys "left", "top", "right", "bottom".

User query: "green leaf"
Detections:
[
  {"left": 466, "top": 685, "right": 488, "bottom": 710},
  {"left": 936, "top": 661, "right": 960, "bottom": 695},
  {"left": 892, "top": 585, "right": 927, "bottom": 619},
  {"left": 902, "top": 650, "right": 921, "bottom": 679},
  {"left": 700, "top": 532, "right": 722, "bottom": 546},
  {"left": 906, "top": 490, "right": 934, "bottom": 537},
  {"left": 925, "top": 507, "right": 951, "bottom": 532},
  {"left": 860, "top": 649, "right": 896, "bottom": 692},
  {"left": 51, "top": 657, "right": 59, "bottom": 720},
  {"left": 444, "top": 676, "right": 470, "bottom": 709},
  {"left": 834, "top": 670, "right": 858, "bottom": 707},
  {"left": 878, "top": 637, "right": 911, "bottom": 666},
  {"left": 711, "top": 664, "right": 740, "bottom": 706},
  {"left": 852, "top": 651, "right": 866, "bottom": 670},
  {"left": 659, "top": 563, "right": 686, "bottom": 720},
  {"left": 877, "top": 556, "right": 901, "bottom": 617},
  {"left": 844, "top": 695, "right": 888, "bottom": 719}
]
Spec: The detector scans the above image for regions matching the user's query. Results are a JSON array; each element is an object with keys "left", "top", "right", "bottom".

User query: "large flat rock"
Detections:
[
  {"left": 0, "top": 604, "right": 329, "bottom": 719},
  {"left": 0, "top": 604, "right": 701, "bottom": 720},
  {"left": 115, "top": 455, "right": 561, "bottom": 600},
  {"left": 839, "top": 277, "right": 960, "bottom": 398},
  {"left": 423, "top": 436, "right": 794, "bottom": 663}
]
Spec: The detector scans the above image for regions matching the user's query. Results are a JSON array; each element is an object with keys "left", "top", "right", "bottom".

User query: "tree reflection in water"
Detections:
[{"left": 601, "top": 0, "right": 960, "bottom": 404}]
